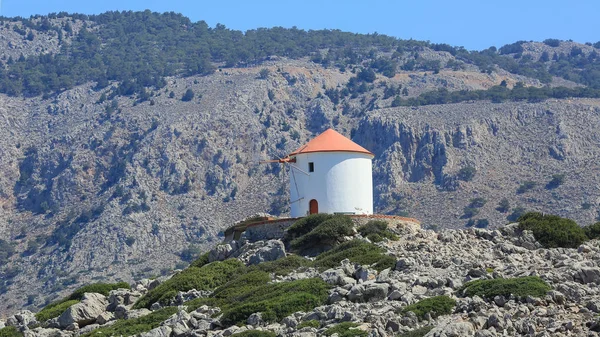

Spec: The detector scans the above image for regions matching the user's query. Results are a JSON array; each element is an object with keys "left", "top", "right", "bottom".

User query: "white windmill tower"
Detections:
[{"left": 263, "top": 128, "right": 374, "bottom": 217}]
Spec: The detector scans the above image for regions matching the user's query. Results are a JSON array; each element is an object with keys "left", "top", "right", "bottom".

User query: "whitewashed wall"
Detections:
[{"left": 289, "top": 151, "right": 373, "bottom": 217}]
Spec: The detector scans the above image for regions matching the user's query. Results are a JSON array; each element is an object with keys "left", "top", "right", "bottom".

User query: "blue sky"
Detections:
[{"left": 1, "top": 0, "right": 599, "bottom": 50}]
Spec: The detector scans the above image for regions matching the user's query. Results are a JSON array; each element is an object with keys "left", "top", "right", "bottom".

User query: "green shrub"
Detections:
[
  {"left": 297, "top": 320, "right": 320, "bottom": 329},
  {"left": 189, "top": 252, "right": 209, "bottom": 268},
  {"left": 546, "top": 174, "right": 565, "bottom": 189},
  {"left": 81, "top": 307, "right": 177, "bottom": 337},
  {"left": 68, "top": 282, "right": 130, "bottom": 300},
  {"left": 401, "top": 296, "right": 456, "bottom": 320},
  {"left": 324, "top": 322, "right": 367, "bottom": 337},
  {"left": 506, "top": 206, "right": 526, "bottom": 222},
  {"left": 468, "top": 198, "right": 487, "bottom": 208},
  {"left": 0, "top": 326, "right": 22, "bottom": 337},
  {"left": 460, "top": 276, "right": 551, "bottom": 299},
  {"left": 584, "top": 222, "right": 600, "bottom": 240},
  {"left": 231, "top": 331, "right": 276, "bottom": 337},
  {"left": 220, "top": 278, "right": 330, "bottom": 326},
  {"left": 285, "top": 214, "right": 333, "bottom": 242},
  {"left": 35, "top": 299, "right": 79, "bottom": 321},
  {"left": 357, "top": 220, "right": 399, "bottom": 242},
  {"left": 496, "top": 198, "right": 510, "bottom": 213},
  {"left": 462, "top": 207, "right": 479, "bottom": 218},
  {"left": 475, "top": 219, "right": 489, "bottom": 228},
  {"left": 517, "top": 181, "right": 537, "bottom": 194},
  {"left": 212, "top": 271, "right": 271, "bottom": 301},
  {"left": 518, "top": 212, "right": 588, "bottom": 248},
  {"left": 313, "top": 240, "right": 395, "bottom": 272},
  {"left": 251, "top": 255, "right": 312, "bottom": 276},
  {"left": 134, "top": 259, "right": 244, "bottom": 308},
  {"left": 397, "top": 326, "right": 434, "bottom": 337},
  {"left": 291, "top": 216, "right": 354, "bottom": 251},
  {"left": 457, "top": 166, "right": 476, "bottom": 182}
]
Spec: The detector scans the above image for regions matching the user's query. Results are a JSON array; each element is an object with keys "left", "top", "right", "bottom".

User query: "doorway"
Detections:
[{"left": 309, "top": 199, "right": 318, "bottom": 214}]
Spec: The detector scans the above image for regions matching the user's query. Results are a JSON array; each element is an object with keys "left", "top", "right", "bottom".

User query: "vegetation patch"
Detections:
[
  {"left": 189, "top": 252, "right": 209, "bottom": 268},
  {"left": 517, "top": 181, "right": 537, "bottom": 194},
  {"left": 585, "top": 222, "right": 600, "bottom": 240},
  {"left": 284, "top": 214, "right": 334, "bottom": 242},
  {"left": 0, "top": 326, "right": 22, "bottom": 337},
  {"left": 297, "top": 320, "right": 320, "bottom": 329},
  {"left": 460, "top": 276, "right": 551, "bottom": 299},
  {"left": 401, "top": 296, "right": 456, "bottom": 320},
  {"left": 250, "top": 255, "right": 312, "bottom": 276},
  {"left": 290, "top": 215, "right": 354, "bottom": 252},
  {"left": 67, "top": 282, "right": 130, "bottom": 299},
  {"left": 219, "top": 278, "right": 330, "bottom": 326},
  {"left": 134, "top": 259, "right": 244, "bottom": 308},
  {"left": 324, "top": 322, "right": 367, "bottom": 337},
  {"left": 357, "top": 220, "right": 399, "bottom": 242},
  {"left": 230, "top": 331, "right": 277, "bottom": 337},
  {"left": 518, "top": 212, "right": 588, "bottom": 248},
  {"left": 313, "top": 240, "right": 396, "bottom": 272},
  {"left": 35, "top": 299, "right": 80, "bottom": 321},
  {"left": 81, "top": 307, "right": 177, "bottom": 337}
]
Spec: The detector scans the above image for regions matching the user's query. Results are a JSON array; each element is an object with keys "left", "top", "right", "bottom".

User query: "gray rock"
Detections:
[
  {"left": 96, "top": 312, "right": 114, "bottom": 325},
  {"left": 574, "top": 267, "right": 600, "bottom": 284},
  {"left": 364, "top": 283, "right": 389, "bottom": 302},
  {"left": 58, "top": 293, "right": 108, "bottom": 328},
  {"left": 376, "top": 268, "right": 391, "bottom": 283},
  {"left": 247, "top": 240, "right": 286, "bottom": 265},
  {"left": 430, "top": 320, "right": 475, "bottom": 337},
  {"left": 247, "top": 312, "right": 264, "bottom": 326},
  {"left": 107, "top": 289, "right": 141, "bottom": 311},
  {"left": 493, "top": 295, "right": 506, "bottom": 307},
  {"left": 140, "top": 326, "right": 173, "bottom": 337},
  {"left": 385, "top": 320, "right": 401, "bottom": 332},
  {"left": 65, "top": 322, "right": 79, "bottom": 331},
  {"left": 320, "top": 269, "right": 347, "bottom": 285},
  {"left": 588, "top": 300, "right": 600, "bottom": 313},
  {"left": 209, "top": 244, "right": 234, "bottom": 262},
  {"left": 14, "top": 311, "right": 37, "bottom": 328}
]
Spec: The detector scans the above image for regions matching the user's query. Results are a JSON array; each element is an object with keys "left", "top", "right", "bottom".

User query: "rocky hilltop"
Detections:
[
  {"left": 2, "top": 214, "right": 600, "bottom": 337},
  {"left": 2, "top": 12, "right": 600, "bottom": 316}
]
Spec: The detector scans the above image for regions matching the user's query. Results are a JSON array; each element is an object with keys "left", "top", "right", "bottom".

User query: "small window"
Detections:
[{"left": 308, "top": 162, "right": 314, "bottom": 172}]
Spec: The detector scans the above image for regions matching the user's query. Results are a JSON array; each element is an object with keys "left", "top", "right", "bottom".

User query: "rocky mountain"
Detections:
[
  {"left": 3, "top": 214, "right": 600, "bottom": 337},
  {"left": 2, "top": 11, "right": 600, "bottom": 317}
]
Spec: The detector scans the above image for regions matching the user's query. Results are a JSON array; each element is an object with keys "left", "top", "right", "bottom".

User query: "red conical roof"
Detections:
[{"left": 289, "top": 129, "right": 374, "bottom": 157}]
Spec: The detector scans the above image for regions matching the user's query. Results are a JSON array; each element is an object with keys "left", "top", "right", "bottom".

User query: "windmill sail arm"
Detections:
[{"left": 260, "top": 157, "right": 296, "bottom": 164}]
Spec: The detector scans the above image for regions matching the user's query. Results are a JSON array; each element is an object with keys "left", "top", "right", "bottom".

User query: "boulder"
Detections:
[
  {"left": 574, "top": 267, "right": 600, "bottom": 284},
  {"left": 96, "top": 312, "right": 114, "bottom": 325},
  {"left": 140, "top": 326, "right": 172, "bottom": 337},
  {"left": 247, "top": 312, "right": 264, "bottom": 326},
  {"left": 58, "top": 293, "right": 108, "bottom": 328},
  {"left": 247, "top": 240, "right": 286, "bottom": 265},
  {"left": 208, "top": 244, "right": 234, "bottom": 262},
  {"left": 320, "top": 268, "right": 347, "bottom": 285},
  {"left": 364, "top": 283, "right": 389, "bottom": 302},
  {"left": 107, "top": 289, "right": 142, "bottom": 311},
  {"left": 14, "top": 311, "right": 37, "bottom": 328}
]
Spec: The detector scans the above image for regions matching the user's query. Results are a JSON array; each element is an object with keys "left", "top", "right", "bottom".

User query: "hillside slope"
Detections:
[{"left": 2, "top": 12, "right": 600, "bottom": 316}]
